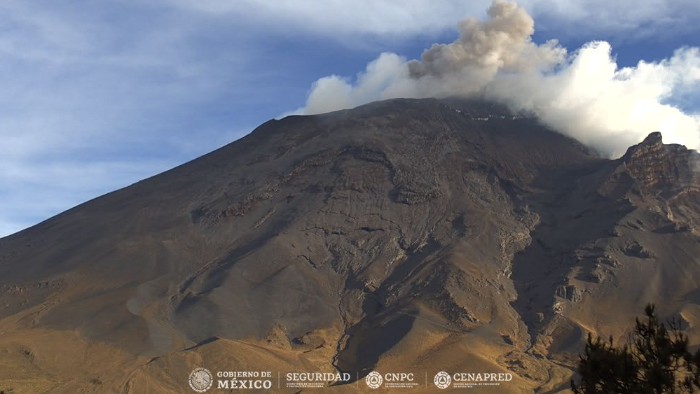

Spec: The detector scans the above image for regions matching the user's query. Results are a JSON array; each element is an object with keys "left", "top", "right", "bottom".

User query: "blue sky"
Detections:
[{"left": 1, "top": 0, "right": 699, "bottom": 237}]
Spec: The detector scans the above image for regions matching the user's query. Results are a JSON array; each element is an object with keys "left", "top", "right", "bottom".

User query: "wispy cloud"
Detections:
[
  {"left": 0, "top": 1, "right": 262, "bottom": 236},
  {"left": 165, "top": 0, "right": 490, "bottom": 38},
  {"left": 166, "top": 0, "right": 700, "bottom": 44},
  {"left": 521, "top": 0, "right": 700, "bottom": 40}
]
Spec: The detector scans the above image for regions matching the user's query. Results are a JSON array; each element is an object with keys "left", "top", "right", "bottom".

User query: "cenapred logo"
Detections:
[
  {"left": 434, "top": 371, "right": 452, "bottom": 389},
  {"left": 189, "top": 368, "right": 213, "bottom": 393},
  {"left": 365, "top": 371, "right": 383, "bottom": 389}
]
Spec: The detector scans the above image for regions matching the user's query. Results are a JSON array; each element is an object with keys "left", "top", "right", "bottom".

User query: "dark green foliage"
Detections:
[{"left": 572, "top": 304, "right": 700, "bottom": 393}]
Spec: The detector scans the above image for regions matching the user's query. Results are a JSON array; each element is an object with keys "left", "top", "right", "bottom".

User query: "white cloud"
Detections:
[
  {"left": 304, "top": 53, "right": 409, "bottom": 114},
  {"left": 299, "top": 1, "right": 700, "bottom": 157},
  {"left": 490, "top": 44, "right": 700, "bottom": 155}
]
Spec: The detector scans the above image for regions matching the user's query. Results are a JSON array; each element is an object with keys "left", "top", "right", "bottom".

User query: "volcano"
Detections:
[{"left": 1, "top": 98, "right": 700, "bottom": 393}]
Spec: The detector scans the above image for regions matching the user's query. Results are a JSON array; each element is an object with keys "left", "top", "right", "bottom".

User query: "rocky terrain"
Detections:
[{"left": 1, "top": 98, "right": 699, "bottom": 393}]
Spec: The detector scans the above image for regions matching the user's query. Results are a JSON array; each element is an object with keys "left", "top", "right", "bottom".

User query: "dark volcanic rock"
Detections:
[{"left": 1, "top": 98, "right": 700, "bottom": 392}]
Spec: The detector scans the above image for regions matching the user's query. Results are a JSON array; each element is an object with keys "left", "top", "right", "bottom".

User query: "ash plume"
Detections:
[{"left": 301, "top": 0, "right": 700, "bottom": 157}]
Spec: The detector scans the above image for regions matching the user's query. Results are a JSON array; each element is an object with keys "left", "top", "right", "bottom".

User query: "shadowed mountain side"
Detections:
[{"left": 1, "top": 98, "right": 699, "bottom": 392}]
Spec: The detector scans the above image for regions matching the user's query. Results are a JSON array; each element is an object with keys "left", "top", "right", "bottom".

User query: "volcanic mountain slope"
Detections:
[{"left": 1, "top": 98, "right": 700, "bottom": 393}]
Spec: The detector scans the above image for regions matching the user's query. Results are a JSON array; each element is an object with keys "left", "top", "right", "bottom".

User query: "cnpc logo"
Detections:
[
  {"left": 365, "top": 371, "right": 383, "bottom": 389},
  {"left": 365, "top": 370, "right": 416, "bottom": 389}
]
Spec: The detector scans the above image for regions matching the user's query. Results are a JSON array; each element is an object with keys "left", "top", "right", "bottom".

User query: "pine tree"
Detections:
[{"left": 572, "top": 304, "right": 700, "bottom": 393}]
